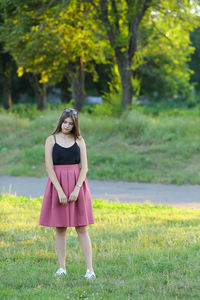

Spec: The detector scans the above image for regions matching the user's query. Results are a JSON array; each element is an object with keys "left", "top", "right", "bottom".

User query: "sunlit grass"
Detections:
[{"left": 1, "top": 194, "right": 200, "bottom": 299}]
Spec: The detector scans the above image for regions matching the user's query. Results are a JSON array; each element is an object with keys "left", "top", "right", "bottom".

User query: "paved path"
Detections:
[{"left": 0, "top": 176, "right": 200, "bottom": 209}]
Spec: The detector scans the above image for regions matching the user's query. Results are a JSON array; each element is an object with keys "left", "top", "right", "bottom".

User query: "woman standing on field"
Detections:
[{"left": 39, "top": 108, "right": 95, "bottom": 280}]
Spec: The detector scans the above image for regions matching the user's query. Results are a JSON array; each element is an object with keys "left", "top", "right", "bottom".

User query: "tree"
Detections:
[
  {"left": 0, "top": 0, "right": 110, "bottom": 111},
  {"left": 1, "top": 0, "right": 198, "bottom": 112},
  {"left": 97, "top": 0, "right": 153, "bottom": 108},
  {"left": 0, "top": 0, "right": 50, "bottom": 110},
  {"left": 189, "top": 27, "right": 200, "bottom": 91},
  {"left": 136, "top": 2, "right": 197, "bottom": 100},
  {"left": 1, "top": 51, "right": 12, "bottom": 110},
  {"left": 0, "top": 9, "right": 13, "bottom": 110},
  {"left": 90, "top": 0, "right": 199, "bottom": 108}
]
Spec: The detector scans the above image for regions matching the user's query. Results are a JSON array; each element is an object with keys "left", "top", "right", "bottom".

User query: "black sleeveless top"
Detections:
[{"left": 52, "top": 135, "right": 80, "bottom": 165}]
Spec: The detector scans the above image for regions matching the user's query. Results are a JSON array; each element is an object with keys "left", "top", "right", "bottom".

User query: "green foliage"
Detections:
[
  {"left": 8, "top": 103, "right": 42, "bottom": 119},
  {"left": 90, "top": 64, "right": 122, "bottom": 117},
  {"left": 136, "top": 1, "right": 198, "bottom": 100},
  {"left": 0, "top": 0, "right": 199, "bottom": 112},
  {"left": 1, "top": 195, "right": 200, "bottom": 299},
  {"left": 90, "top": 93, "right": 122, "bottom": 117},
  {"left": 135, "top": 98, "right": 200, "bottom": 115},
  {"left": 0, "top": 0, "right": 111, "bottom": 85},
  {"left": 0, "top": 102, "right": 74, "bottom": 119},
  {"left": 93, "top": 0, "right": 199, "bottom": 107}
]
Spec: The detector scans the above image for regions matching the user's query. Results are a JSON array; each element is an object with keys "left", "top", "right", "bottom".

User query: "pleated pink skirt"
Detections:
[{"left": 39, "top": 164, "right": 94, "bottom": 227}]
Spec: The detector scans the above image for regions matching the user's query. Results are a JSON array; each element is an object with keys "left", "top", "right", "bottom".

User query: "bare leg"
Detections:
[
  {"left": 76, "top": 226, "right": 94, "bottom": 271},
  {"left": 56, "top": 227, "right": 67, "bottom": 269}
]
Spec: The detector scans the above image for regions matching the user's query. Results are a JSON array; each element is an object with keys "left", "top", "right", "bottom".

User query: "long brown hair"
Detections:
[{"left": 52, "top": 108, "right": 81, "bottom": 139}]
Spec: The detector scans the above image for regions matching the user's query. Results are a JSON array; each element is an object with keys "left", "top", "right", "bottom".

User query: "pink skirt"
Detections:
[{"left": 39, "top": 164, "right": 94, "bottom": 227}]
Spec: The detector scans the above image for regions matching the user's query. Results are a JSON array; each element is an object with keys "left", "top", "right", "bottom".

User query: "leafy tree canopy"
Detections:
[
  {"left": 1, "top": 0, "right": 112, "bottom": 84},
  {"left": 136, "top": 0, "right": 198, "bottom": 99}
]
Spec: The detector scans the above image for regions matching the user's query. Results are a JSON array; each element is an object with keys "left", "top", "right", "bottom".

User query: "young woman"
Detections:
[{"left": 39, "top": 108, "right": 95, "bottom": 280}]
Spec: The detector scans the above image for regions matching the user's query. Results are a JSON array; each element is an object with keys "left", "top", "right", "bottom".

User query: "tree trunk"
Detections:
[
  {"left": 2, "top": 53, "right": 12, "bottom": 111},
  {"left": 60, "top": 76, "right": 71, "bottom": 103},
  {"left": 29, "top": 74, "right": 46, "bottom": 110},
  {"left": 116, "top": 50, "right": 133, "bottom": 108},
  {"left": 71, "top": 57, "right": 86, "bottom": 112},
  {"left": 98, "top": 0, "right": 151, "bottom": 110}
]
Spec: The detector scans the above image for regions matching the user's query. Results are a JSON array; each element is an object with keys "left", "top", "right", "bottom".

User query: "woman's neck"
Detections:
[{"left": 59, "top": 132, "right": 73, "bottom": 138}]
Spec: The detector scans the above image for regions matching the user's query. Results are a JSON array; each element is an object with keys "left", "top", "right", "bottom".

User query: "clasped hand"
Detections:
[
  {"left": 68, "top": 188, "right": 79, "bottom": 202},
  {"left": 58, "top": 188, "right": 79, "bottom": 204}
]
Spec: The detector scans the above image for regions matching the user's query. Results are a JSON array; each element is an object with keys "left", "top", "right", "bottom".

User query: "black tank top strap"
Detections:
[{"left": 53, "top": 135, "right": 56, "bottom": 143}]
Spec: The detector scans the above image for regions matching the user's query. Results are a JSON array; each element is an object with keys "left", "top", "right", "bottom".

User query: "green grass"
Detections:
[
  {"left": 0, "top": 105, "right": 200, "bottom": 184},
  {"left": 1, "top": 194, "right": 200, "bottom": 299}
]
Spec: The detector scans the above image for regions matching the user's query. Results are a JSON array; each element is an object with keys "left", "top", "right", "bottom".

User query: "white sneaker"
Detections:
[
  {"left": 54, "top": 267, "right": 66, "bottom": 277},
  {"left": 84, "top": 269, "right": 96, "bottom": 280}
]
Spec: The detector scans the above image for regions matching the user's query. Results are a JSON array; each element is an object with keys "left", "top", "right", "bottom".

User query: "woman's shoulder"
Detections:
[
  {"left": 45, "top": 135, "right": 55, "bottom": 145},
  {"left": 76, "top": 136, "right": 85, "bottom": 147}
]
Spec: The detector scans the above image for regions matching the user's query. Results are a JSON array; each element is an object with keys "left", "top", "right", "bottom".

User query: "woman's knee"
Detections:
[
  {"left": 56, "top": 227, "right": 67, "bottom": 234},
  {"left": 75, "top": 226, "right": 88, "bottom": 235}
]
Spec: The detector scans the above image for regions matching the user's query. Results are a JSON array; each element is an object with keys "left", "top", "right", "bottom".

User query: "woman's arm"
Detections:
[
  {"left": 45, "top": 136, "right": 67, "bottom": 204},
  {"left": 68, "top": 137, "right": 88, "bottom": 201}
]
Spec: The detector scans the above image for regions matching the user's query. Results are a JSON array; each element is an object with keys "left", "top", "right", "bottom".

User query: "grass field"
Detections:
[
  {"left": 0, "top": 105, "right": 200, "bottom": 184},
  {"left": 1, "top": 194, "right": 200, "bottom": 299}
]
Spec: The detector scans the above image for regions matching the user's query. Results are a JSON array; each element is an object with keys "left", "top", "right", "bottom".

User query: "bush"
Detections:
[
  {"left": 90, "top": 93, "right": 122, "bottom": 117},
  {"left": 119, "top": 110, "right": 149, "bottom": 138}
]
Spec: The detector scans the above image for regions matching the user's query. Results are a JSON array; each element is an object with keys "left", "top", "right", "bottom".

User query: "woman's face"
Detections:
[{"left": 61, "top": 117, "right": 74, "bottom": 134}]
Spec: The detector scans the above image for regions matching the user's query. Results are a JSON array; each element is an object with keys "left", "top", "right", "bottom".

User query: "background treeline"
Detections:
[{"left": 0, "top": 0, "right": 200, "bottom": 113}]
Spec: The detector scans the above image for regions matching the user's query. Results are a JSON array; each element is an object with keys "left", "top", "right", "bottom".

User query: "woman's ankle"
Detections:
[
  {"left": 87, "top": 267, "right": 94, "bottom": 272},
  {"left": 60, "top": 265, "right": 66, "bottom": 270}
]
